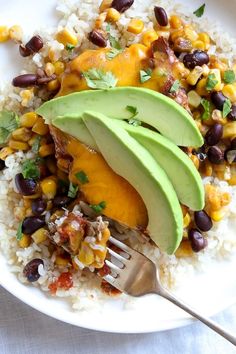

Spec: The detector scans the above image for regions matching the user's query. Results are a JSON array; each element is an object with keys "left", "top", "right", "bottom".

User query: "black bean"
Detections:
[
  {"left": 194, "top": 210, "right": 213, "bottom": 232},
  {"left": 0, "top": 159, "right": 5, "bottom": 171},
  {"left": 22, "top": 216, "right": 45, "bottom": 235},
  {"left": 12, "top": 74, "right": 38, "bottom": 88},
  {"left": 205, "top": 124, "right": 223, "bottom": 146},
  {"left": 31, "top": 199, "right": 47, "bottom": 216},
  {"left": 15, "top": 173, "right": 37, "bottom": 196},
  {"left": 111, "top": 0, "right": 134, "bottom": 13},
  {"left": 154, "top": 6, "right": 168, "bottom": 27},
  {"left": 188, "top": 229, "right": 208, "bottom": 252},
  {"left": 23, "top": 258, "right": 44, "bottom": 282},
  {"left": 207, "top": 146, "right": 224, "bottom": 164},
  {"left": 211, "top": 91, "right": 227, "bottom": 110},
  {"left": 19, "top": 44, "right": 32, "bottom": 57},
  {"left": 183, "top": 50, "right": 209, "bottom": 69},
  {"left": 225, "top": 150, "right": 236, "bottom": 164},
  {"left": 88, "top": 30, "right": 107, "bottom": 47},
  {"left": 231, "top": 137, "right": 236, "bottom": 150},
  {"left": 37, "top": 74, "right": 57, "bottom": 85},
  {"left": 53, "top": 195, "right": 72, "bottom": 208},
  {"left": 227, "top": 104, "right": 236, "bottom": 121},
  {"left": 25, "top": 35, "right": 44, "bottom": 53}
]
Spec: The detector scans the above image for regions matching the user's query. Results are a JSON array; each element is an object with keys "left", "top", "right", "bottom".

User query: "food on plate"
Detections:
[{"left": 0, "top": 0, "right": 236, "bottom": 309}]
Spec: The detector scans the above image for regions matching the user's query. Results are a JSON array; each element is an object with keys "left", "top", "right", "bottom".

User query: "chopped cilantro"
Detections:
[
  {"left": 106, "top": 24, "right": 121, "bottom": 50},
  {"left": 128, "top": 119, "right": 141, "bottom": 127},
  {"left": 169, "top": 80, "right": 180, "bottom": 94},
  {"left": 31, "top": 136, "right": 41, "bottom": 154},
  {"left": 0, "top": 111, "right": 19, "bottom": 145},
  {"left": 22, "top": 160, "right": 40, "bottom": 179},
  {"left": 90, "top": 201, "right": 106, "bottom": 213},
  {"left": 68, "top": 182, "right": 79, "bottom": 198},
  {"left": 140, "top": 69, "right": 152, "bottom": 84},
  {"left": 223, "top": 99, "right": 232, "bottom": 118},
  {"left": 126, "top": 105, "right": 138, "bottom": 119},
  {"left": 66, "top": 43, "right": 75, "bottom": 51},
  {"left": 201, "top": 98, "right": 212, "bottom": 120},
  {"left": 193, "top": 4, "right": 205, "bottom": 17},
  {"left": 16, "top": 221, "right": 23, "bottom": 241},
  {"left": 106, "top": 48, "right": 123, "bottom": 60},
  {"left": 206, "top": 73, "right": 218, "bottom": 91},
  {"left": 75, "top": 170, "right": 89, "bottom": 184},
  {"left": 83, "top": 69, "right": 118, "bottom": 90},
  {"left": 224, "top": 70, "right": 236, "bottom": 84}
]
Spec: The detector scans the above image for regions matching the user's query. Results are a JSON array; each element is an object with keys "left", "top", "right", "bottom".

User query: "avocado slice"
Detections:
[
  {"left": 82, "top": 110, "right": 183, "bottom": 254},
  {"left": 117, "top": 120, "right": 205, "bottom": 211},
  {"left": 36, "top": 87, "right": 203, "bottom": 147}
]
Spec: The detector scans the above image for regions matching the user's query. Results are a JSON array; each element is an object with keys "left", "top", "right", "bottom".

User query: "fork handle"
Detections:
[{"left": 157, "top": 287, "right": 236, "bottom": 346}]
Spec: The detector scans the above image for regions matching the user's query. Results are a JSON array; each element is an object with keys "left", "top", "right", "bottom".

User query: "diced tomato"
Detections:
[{"left": 48, "top": 272, "right": 73, "bottom": 295}]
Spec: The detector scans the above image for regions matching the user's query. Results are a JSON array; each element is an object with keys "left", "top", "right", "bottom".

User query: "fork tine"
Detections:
[
  {"left": 103, "top": 274, "right": 116, "bottom": 286},
  {"left": 105, "top": 259, "right": 121, "bottom": 273},
  {"left": 107, "top": 247, "right": 128, "bottom": 266},
  {"left": 109, "top": 236, "right": 134, "bottom": 256}
]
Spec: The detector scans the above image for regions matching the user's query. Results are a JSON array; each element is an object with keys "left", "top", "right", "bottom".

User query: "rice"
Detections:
[{"left": 1, "top": 0, "right": 236, "bottom": 311}]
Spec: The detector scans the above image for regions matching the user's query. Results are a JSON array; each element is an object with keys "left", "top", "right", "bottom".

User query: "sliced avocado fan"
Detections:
[
  {"left": 82, "top": 110, "right": 183, "bottom": 255},
  {"left": 36, "top": 87, "right": 203, "bottom": 147}
]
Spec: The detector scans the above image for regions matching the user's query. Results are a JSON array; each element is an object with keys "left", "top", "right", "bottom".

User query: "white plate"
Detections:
[{"left": 0, "top": 0, "right": 236, "bottom": 334}]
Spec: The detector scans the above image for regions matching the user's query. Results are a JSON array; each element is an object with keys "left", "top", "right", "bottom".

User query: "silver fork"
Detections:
[{"left": 104, "top": 236, "right": 236, "bottom": 346}]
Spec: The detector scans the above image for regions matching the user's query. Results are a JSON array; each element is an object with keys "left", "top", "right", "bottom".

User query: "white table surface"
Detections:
[{"left": 1, "top": 286, "right": 236, "bottom": 354}]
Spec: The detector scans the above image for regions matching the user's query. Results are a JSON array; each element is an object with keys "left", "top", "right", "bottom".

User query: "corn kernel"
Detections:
[
  {"left": 184, "top": 26, "right": 198, "bottom": 42},
  {"left": 205, "top": 161, "right": 213, "bottom": 177},
  {"left": 183, "top": 213, "right": 191, "bottom": 228},
  {"left": 181, "top": 205, "right": 188, "bottom": 217},
  {"left": 78, "top": 242, "right": 95, "bottom": 266},
  {"left": 192, "top": 40, "right": 205, "bottom": 51},
  {"left": 210, "top": 209, "right": 226, "bottom": 222},
  {"left": 0, "top": 147, "right": 13, "bottom": 160},
  {"left": 196, "top": 78, "right": 208, "bottom": 96},
  {"left": 222, "top": 84, "right": 236, "bottom": 103},
  {"left": 141, "top": 30, "right": 158, "bottom": 47},
  {"left": 187, "top": 90, "right": 201, "bottom": 108},
  {"left": 99, "top": 0, "right": 112, "bottom": 13},
  {"left": 190, "top": 154, "right": 200, "bottom": 169},
  {"left": 95, "top": 12, "right": 107, "bottom": 29},
  {"left": 127, "top": 19, "right": 144, "bottom": 35},
  {"left": 20, "top": 89, "right": 34, "bottom": 107},
  {"left": 229, "top": 175, "right": 236, "bottom": 186},
  {"left": 106, "top": 8, "right": 121, "bottom": 22},
  {"left": 202, "top": 64, "right": 210, "bottom": 77},
  {"left": 198, "top": 32, "right": 210, "bottom": 49},
  {"left": 55, "top": 255, "right": 71, "bottom": 267},
  {"left": 47, "top": 79, "right": 60, "bottom": 92},
  {"left": 169, "top": 15, "right": 183, "bottom": 29},
  {"left": 208, "top": 69, "right": 222, "bottom": 91},
  {"left": 32, "top": 117, "right": 49, "bottom": 135},
  {"left": 20, "top": 112, "right": 38, "bottom": 128},
  {"left": 187, "top": 66, "right": 204, "bottom": 86},
  {"left": 0, "top": 26, "right": 9, "bottom": 42},
  {"left": 45, "top": 62, "right": 55, "bottom": 77},
  {"left": 223, "top": 122, "right": 236, "bottom": 139},
  {"left": 39, "top": 144, "right": 55, "bottom": 158},
  {"left": 31, "top": 228, "right": 49, "bottom": 244},
  {"left": 9, "top": 25, "right": 22, "bottom": 42},
  {"left": 11, "top": 127, "right": 32, "bottom": 142},
  {"left": 8, "top": 140, "right": 29, "bottom": 151},
  {"left": 175, "top": 240, "right": 193, "bottom": 258},
  {"left": 54, "top": 61, "right": 65, "bottom": 75},
  {"left": 41, "top": 177, "right": 57, "bottom": 199},
  {"left": 221, "top": 192, "right": 231, "bottom": 206},
  {"left": 56, "top": 28, "right": 78, "bottom": 47},
  {"left": 18, "top": 234, "right": 31, "bottom": 248}
]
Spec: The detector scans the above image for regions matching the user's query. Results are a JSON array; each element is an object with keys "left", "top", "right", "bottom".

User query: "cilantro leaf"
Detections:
[
  {"left": 0, "top": 111, "right": 19, "bottom": 145},
  {"left": 16, "top": 221, "right": 23, "bottom": 241},
  {"left": 83, "top": 69, "right": 118, "bottom": 90},
  {"left": 140, "top": 69, "right": 152, "bottom": 84},
  {"left": 90, "top": 201, "right": 106, "bottom": 213},
  {"left": 223, "top": 99, "right": 232, "bottom": 118},
  {"left": 22, "top": 160, "right": 40, "bottom": 179},
  {"left": 68, "top": 182, "right": 79, "bottom": 198},
  {"left": 106, "top": 48, "right": 123, "bottom": 60},
  {"left": 106, "top": 24, "right": 121, "bottom": 50},
  {"left": 170, "top": 80, "right": 180, "bottom": 94},
  {"left": 31, "top": 136, "right": 41, "bottom": 154},
  {"left": 126, "top": 105, "right": 138, "bottom": 119},
  {"left": 206, "top": 73, "right": 218, "bottom": 91},
  {"left": 75, "top": 170, "right": 89, "bottom": 184},
  {"left": 224, "top": 70, "right": 236, "bottom": 84},
  {"left": 128, "top": 119, "right": 141, "bottom": 127},
  {"left": 201, "top": 98, "right": 212, "bottom": 120},
  {"left": 193, "top": 4, "right": 205, "bottom": 17},
  {"left": 66, "top": 43, "right": 75, "bottom": 51}
]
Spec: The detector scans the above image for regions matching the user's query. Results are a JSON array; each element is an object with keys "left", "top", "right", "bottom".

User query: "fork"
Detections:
[{"left": 104, "top": 236, "right": 236, "bottom": 346}]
